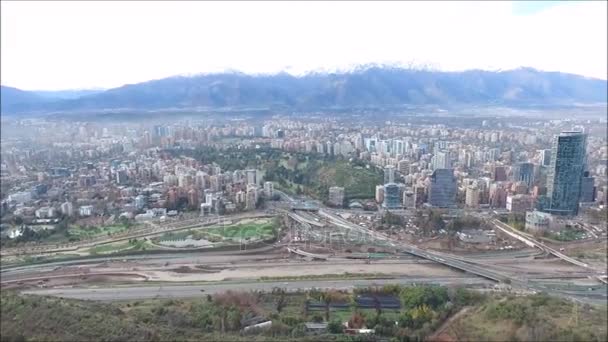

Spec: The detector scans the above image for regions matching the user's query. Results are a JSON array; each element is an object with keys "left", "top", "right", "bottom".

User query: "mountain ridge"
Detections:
[{"left": 2, "top": 66, "right": 606, "bottom": 114}]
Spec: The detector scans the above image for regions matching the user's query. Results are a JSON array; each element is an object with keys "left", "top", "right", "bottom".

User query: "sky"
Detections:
[{"left": 1, "top": 1, "right": 606, "bottom": 90}]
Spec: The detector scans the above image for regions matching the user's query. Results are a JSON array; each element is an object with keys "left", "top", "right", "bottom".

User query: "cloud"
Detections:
[{"left": 1, "top": 1, "right": 606, "bottom": 90}]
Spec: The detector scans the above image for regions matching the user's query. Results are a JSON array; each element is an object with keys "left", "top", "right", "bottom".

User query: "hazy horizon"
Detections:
[
  {"left": 1, "top": 1, "right": 607, "bottom": 90},
  {"left": 4, "top": 64, "right": 607, "bottom": 93}
]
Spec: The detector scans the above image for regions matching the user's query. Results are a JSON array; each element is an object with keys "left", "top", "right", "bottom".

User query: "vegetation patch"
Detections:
[{"left": 443, "top": 293, "right": 607, "bottom": 342}]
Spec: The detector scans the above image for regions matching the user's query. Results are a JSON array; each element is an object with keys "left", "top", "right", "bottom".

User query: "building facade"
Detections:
[
  {"left": 545, "top": 132, "right": 587, "bottom": 216},
  {"left": 428, "top": 169, "right": 456, "bottom": 208},
  {"left": 382, "top": 183, "right": 401, "bottom": 209}
]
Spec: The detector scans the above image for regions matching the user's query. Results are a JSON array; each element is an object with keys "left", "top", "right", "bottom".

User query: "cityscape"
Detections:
[{"left": 1, "top": 1, "right": 607, "bottom": 341}]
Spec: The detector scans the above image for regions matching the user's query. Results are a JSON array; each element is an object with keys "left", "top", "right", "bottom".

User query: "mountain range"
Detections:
[{"left": 1, "top": 66, "right": 606, "bottom": 115}]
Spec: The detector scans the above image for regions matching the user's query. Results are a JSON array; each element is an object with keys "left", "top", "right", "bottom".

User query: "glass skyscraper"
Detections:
[
  {"left": 545, "top": 131, "right": 587, "bottom": 216},
  {"left": 383, "top": 183, "right": 402, "bottom": 209},
  {"left": 428, "top": 168, "right": 456, "bottom": 208}
]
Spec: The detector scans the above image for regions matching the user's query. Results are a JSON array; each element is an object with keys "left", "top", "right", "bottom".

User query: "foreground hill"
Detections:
[
  {"left": 1, "top": 66, "right": 607, "bottom": 114},
  {"left": 2, "top": 287, "right": 605, "bottom": 342}
]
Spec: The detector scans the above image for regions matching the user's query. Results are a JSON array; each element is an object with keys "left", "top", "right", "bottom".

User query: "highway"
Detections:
[
  {"left": 306, "top": 209, "right": 607, "bottom": 303},
  {"left": 6, "top": 190, "right": 606, "bottom": 305},
  {"left": 492, "top": 219, "right": 595, "bottom": 270},
  {"left": 22, "top": 276, "right": 492, "bottom": 301},
  {"left": 316, "top": 209, "right": 511, "bottom": 282}
]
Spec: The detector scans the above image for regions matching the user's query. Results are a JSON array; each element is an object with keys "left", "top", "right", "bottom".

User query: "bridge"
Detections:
[
  {"left": 287, "top": 247, "right": 328, "bottom": 260},
  {"left": 288, "top": 212, "right": 325, "bottom": 227},
  {"left": 291, "top": 202, "right": 319, "bottom": 212},
  {"left": 492, "top": 219, "right": 590, "bottom": 270},
  {"left": 317, "top": 209, "right": 508, "bottom": 283}
]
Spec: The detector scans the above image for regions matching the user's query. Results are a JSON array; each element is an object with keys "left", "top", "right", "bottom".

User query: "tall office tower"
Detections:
[
  {"left": 384, "top": 165, "right": 396, "bottom": 184},
  {"left": 382, "top": 183, "right": 402, "bottom": 209},
  {"left": 515, "top": 162, "right": 535, "bottom": 188},
  {"left": 546, "top": 131, "right": 587, "bottom": 216},
  {"left": 539, "top": 149, "right": 552, "bottom": 166},
  {"left": 428, "top": 168, "right": 457, "bottom": 208},
  {"left": 580, "top": 171, "right": 596, "bottom": 203},
  {"left": 431, "top": 151, "right": 451, "bottom": 170}
]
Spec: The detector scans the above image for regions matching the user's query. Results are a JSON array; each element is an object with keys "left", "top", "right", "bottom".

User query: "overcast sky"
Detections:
[{"left": 1, "top": 1, "right": 606, "bottom": 90}]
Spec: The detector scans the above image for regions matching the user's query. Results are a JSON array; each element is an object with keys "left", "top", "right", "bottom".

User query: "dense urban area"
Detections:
[{"left": 0, "top": 108, "right": 606, "bottom": 341}]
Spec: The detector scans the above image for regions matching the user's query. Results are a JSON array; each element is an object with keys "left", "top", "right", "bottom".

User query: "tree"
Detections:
[
  {"left": 400, "top": 286, "right": 448, "bottom": 310},
  {"left": 348, "top": 311, "right": 367, "bottom": 329},
  {"left": 272, "top": 287, "right": 287, "bottom": 313},
  {"left": 328, "top": 319, "right": 343, "bottom": 334},
  {"left": 399, "top": 311, "right": 414, "bottom": 328},
  {"left": 312, "top": 290, "right": 348, "bottom": 321},
  {"left": 409, "top": 304, "right": 434, "bottom": 329},
  {"left": 311, "top": 314, "right": 324, "bottom": 323}
]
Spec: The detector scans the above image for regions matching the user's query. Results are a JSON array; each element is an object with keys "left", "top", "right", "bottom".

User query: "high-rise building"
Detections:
[
  {"left": 506, "top": 194, "right": 534, "bottom": 213},
  {"left": 264, "top": 181, "right": 274, "bottom": 198},
  {"left": 465, "top": 185, "right": 479, "bottom": 208},
  {"left": 545, "top": 131, "right": 587, "bottom": 216},
  {"left": 383, "top": 183, "right": 401, "bottom": 209},
  {"left": 397, "top": 160, "right": 410, "bottom": 176},
  {"left": 328, "top": 187, "right": 345, "bottom": 207},
  {"left": 188, "top": 189, "right": 200, "bottom": 209},
  {"left": 515, "top": 162, "right": 535, "bottom": 188},
  {"left": 246, "top": 169, "right": 258, "bottom": 186},
  {"left": 375, "top": 185, "right": 385, "bottom": 204},
  {"left": 428, "top": 169, "right": 456, "bottom": 208},
  {"left": 580, "top": 171, "right": 596, "bottom": 203},
  {"left": 492, "top": 166, "right": 507, "bottom": 182},
  {"left": 246, "top": 185, "right": 258, "bottom": 210},
  {"left": 413, "top": 186, "right": 426, "bottom": 208},
  {"left": 431, "top": 151, "right": 451, "bottom": 170},
  {"left": 403, "top": 189, "right": 415, "bottom": 208},
  {"left": 384, "top": 165, "right": 395, "bottom": 184},
  {"left": 539, "top": 149, "right": 552, "bottom": 167}
]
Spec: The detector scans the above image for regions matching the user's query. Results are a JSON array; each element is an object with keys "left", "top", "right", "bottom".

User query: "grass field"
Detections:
[
  {"left": 67, "top": 224, "right": 133, "bottom": 239},
  {"left": 154, "top": 219, "right": 277, "bottom": 244},
  {"left": 206, "top": 221, "right": 276, "bottom": 240}
]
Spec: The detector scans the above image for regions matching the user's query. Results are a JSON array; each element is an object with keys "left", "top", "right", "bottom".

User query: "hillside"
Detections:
[
  {"left": 2, "top": 288, "right": 605, "bottom": 342},
  {"left": 2, "top": 66, "right": 607, "bottom": 114},
  {"left": 438, "top": 294, "right": 607, "bottom": 342}
]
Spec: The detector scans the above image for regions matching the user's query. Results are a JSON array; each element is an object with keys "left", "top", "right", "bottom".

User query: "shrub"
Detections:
[{"left": 328, "top": 319, "right": 344, "bottom": 334}]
